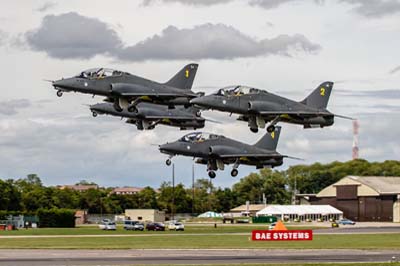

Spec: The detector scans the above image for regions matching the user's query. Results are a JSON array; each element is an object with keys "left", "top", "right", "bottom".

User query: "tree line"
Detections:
[{"left": 1, "top": 159, "right": 399, "bottom": 216}]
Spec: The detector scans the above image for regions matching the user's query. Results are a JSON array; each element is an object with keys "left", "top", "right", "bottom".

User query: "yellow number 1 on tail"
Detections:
[{"left": 185, "top": 70, "right": 189, "bottom": 78}]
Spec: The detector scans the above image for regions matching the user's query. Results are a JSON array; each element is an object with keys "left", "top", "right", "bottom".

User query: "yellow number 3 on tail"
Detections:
[
  {"left": 320, "top": 87, "right": 325, "bottom": 96},
  {"left": 185, "top": 70, "right": 189, "bottom": 78}
]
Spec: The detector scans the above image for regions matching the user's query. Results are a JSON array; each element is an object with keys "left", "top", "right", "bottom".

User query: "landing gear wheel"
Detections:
[
  {"left": 231, "top": 169, "right": 238, "bottom": 177},
  {"left": 208, "top": 171, "right": 216, "bottom": 179},
  {"left": 113, "top": 101, "right": 123, "bottom": 112},
  {"left": 128, "top": 105, "right": 138, "bottom": 113},
  {"left": 92, "top": 112, "right": 98, "bottom": 117},
  {"left": 267, "top": 125, "right": 275, "bottom": 133},
  {"left": 166, "top": 159, "right": 172, "bottom": 166},
  {"left": 56, "top": 90, "right": 63, "bottom": 97},
  {"left": 250, "top": 127, "right": 258, "bottom": 133}
]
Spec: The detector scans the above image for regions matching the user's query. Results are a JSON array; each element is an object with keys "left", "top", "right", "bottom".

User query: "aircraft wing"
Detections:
[
  {"left": 256, "top": 111, "right": 332, "bottom": 116},
  {"left": 144, "top": 115, "right": 198, "bottom": 120},
  {"left": 111, "top": 83, "right": 196, "bottom": 97},
  {"left": 217, "top": 153, "right": 283, "bottom": 159}
]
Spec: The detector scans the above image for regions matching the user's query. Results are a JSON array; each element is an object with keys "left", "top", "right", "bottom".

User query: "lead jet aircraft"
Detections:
[
  {"left": 159, "top": 127, "right": 294, "bottom": 178},
  {"left": 191, "top": 82, "right": 352, "bottom": 133},
  {"left": 52, "top": 63, "right": 199, "bottom": 112},
  {"left": 89, "top": 102, "right": 205, "bottom": 130}
]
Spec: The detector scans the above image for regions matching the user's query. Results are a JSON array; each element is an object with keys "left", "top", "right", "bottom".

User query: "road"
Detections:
[{"left": 0, "top": 249, "right": 398, "bottom": 265}]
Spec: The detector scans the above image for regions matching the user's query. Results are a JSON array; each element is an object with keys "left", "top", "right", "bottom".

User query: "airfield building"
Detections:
[{"left": 309, "top": 176, "right": 400, "bottom": 222}]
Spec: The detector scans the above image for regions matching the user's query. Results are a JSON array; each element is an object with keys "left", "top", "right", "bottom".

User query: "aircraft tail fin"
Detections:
[
  {"left": 164, "top": 63, "right": 199, "bottom": 90},
  {"left": 254, "top": 126, "right": 281, "bottom": 151},
  {"left": 301, "top": 81, "right": 333, "bottom": 109}
]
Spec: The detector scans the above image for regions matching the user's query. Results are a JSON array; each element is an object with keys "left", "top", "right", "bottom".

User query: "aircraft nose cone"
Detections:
[
  {"left": 53, "top": 79, "right": 70, "bottom": 90},
  {"left": 159, "top": 143, "right": 175, "bottom": 154}
]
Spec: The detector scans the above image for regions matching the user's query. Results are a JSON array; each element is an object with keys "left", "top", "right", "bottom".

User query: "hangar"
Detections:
[{"left": 310, "top": 176, "right": 400, "bottom": 222}]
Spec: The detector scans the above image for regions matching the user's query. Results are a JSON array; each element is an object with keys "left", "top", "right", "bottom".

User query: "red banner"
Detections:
[{"left": 252, "top": 230, "right": 313, "bottom": 241}]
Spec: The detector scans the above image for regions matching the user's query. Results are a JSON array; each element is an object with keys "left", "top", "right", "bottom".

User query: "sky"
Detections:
[{"left": 0, "top": 0, "right": 399, "bottom": 189}]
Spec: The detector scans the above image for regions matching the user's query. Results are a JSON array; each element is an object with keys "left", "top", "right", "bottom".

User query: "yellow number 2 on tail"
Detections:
[{"left": 320, "top": 87, "right": 325, "bottom": 96}]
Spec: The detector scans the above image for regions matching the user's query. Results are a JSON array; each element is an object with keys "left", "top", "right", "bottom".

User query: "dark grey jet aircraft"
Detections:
[
  {"left": 52, "top": 64, "right": 199, "bottom": 112},
  {"left": 89, "top": 102, "right": 205, "bottom": 130},
  {"left": 191, "top": 82, "right": 351, "bottom": 133},
  {"left": 159, "top": 127, "right": 293, "bottom": 178}
]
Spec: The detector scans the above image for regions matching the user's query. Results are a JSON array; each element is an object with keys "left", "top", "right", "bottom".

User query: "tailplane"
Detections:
[
  {"left": 254, "top": 126, "right": 281, "bottom": 150},
  {"left": 164, "top": 63, "right": 198, "bottom": 90},
  {"left": 301, "top": 81, "right": 333, "bottom": 109}
]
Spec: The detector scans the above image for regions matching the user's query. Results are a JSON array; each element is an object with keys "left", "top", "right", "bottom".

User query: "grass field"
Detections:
[
  {"left": 134, "top": 264, "right": 400, "bottom": 266},
  {"left": 0, "top": 233, "right": 399, "bottom": 249},
  {"left": 0, "top": 224, "right": 322, "bottom": 235}
]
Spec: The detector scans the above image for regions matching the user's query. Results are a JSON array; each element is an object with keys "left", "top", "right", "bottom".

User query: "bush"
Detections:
[{"left": 37, "top": 208, "right": 75, "bottom": 228}]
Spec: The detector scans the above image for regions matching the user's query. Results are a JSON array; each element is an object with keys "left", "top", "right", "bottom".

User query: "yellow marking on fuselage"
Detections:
[
  {"left": 185, "top": 70, "right": 189, "bottom": 78},
  {"left": 139, "top": 96, "right": 152, "bottom": 101}
]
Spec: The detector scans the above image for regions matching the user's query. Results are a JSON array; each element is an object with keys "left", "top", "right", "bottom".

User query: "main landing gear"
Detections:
[
  {"left": 231, "top": 169, "right": 238, "bottom": 177},
  {"left": 56, "top": 90, "right": 63, "bottom": 97},
  {"left": 92, "top": 112, "right": 98, "bottom": 117},
  {"left": 267, "top": 125, "right": 275, "bottom": 133},
  {"left": 208, "top": 171, "right": 216, "bottom": 179},
  {"left": 166, "top": 158, "right": 172, "bottom": 166}
]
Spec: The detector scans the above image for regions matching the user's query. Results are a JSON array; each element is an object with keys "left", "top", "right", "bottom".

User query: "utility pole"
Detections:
[{"left": 172, "top": 163, "right": 175, "bottom": 222}]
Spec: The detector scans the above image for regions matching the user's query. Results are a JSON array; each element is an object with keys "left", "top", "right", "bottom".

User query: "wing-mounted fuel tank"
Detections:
[{"left": 248, "top": 101, "right": 282, "bottom": 112}]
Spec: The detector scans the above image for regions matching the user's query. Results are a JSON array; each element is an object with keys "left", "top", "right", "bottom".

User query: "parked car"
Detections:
[
  {"left": 146, "top": 222, "right": 165, "bottom": 231},
  {"left": 337, "top": 218, "right": 356, "bottom": 225},
  {"left": 99, "top": 221, "right": 116, "bottom": 230},
  {"left": 134, "top": 223, "right": 144, "bottom": 231},
  {"left": 168, "top": 222, "right": 185, "bottom": 231}
]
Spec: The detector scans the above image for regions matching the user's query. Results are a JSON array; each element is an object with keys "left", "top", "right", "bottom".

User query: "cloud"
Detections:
[
  {"left": 0, "top": 99, "right": 31, "bottom": 116},
  {"left": 24, "top": 13, "right": 320, "bottom": 61},
  {"left": 142, "top": 0, "right": 233, "bottom": 5},
  {"left": 36, "top": 2, "right": 57, "bottom": 12},
  {"left": 0, "top": 30, "right": 7, "bottom": 45},
  {"left": 389, "top": 65, "right": 400, "bottom": 74},
  {"left": 25, "top": 12, "right": 122, "bottom": 59},
  {"left": 340, "top": 0, "right": 400, "bottom": 18},
  {"left": 142, "top": 0, "right": 400, "bottom": 18}
]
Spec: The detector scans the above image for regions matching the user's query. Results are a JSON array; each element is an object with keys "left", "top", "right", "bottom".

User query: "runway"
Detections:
[{"left": 0, "top": 249, "right": 398, "bottom": 265}]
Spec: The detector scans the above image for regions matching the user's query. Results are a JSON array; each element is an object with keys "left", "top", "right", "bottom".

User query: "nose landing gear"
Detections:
[
  {"left": 56, "top": 90, "right": 63, "bottom": 97},
  {"left": 231, "top": 169, "right": 238, "bottom": 177}
]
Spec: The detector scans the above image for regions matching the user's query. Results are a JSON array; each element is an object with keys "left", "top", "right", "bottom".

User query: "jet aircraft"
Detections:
[
  {"left": 191, "top": 82, "right": 352, "bottom": 133},
  {"left": 159, "top": 127, "right": 293, "bottom": 178},
  {"left": 90, "top": 102, "right": 205, "bottom": 130},
  {"left": 52, "top": 63, "right": 200, "bottom": 112}
]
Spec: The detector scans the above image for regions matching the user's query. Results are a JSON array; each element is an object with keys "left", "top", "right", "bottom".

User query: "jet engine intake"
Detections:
[{"left": 248, "top": 101, "right": 282, "bottom": 112}]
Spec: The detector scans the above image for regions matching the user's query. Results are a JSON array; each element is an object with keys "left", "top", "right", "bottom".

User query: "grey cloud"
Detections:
[
  {"left": 142, "top": 0, "right": 400, "bottom": 18},
  {"left": 24, "top": 13, "right": 320, "bottom": 61},
  {"left": 25, "top": 12, "right": 122, "bottom": 59},
  {"left": 142, "top": 0, "right": 233, "bottom": 5},
  {"left": 36, "top": 2, "right": 57, "bottom": 12},
  {"left": 0, "top": 99, "right": 31, "bottom": 116},
  {"left": 340, "top": 0, "right": 400, "bottom": 18},
  {"left": 116, "top": 24, "right": 320, "bottom": 61},
  {"left": 389, "top": 65, "right": 400, "bottom": 74}
]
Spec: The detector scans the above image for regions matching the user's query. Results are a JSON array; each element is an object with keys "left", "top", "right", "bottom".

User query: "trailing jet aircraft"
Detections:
[
  {"left": 159, "top": 127, "right": 295, "bottom": 178},
  {"left": 52, "top": 63, "right": 200, "bottom": 112},
  {"left": 191, "top": 82, "right": 352, "bottom": 133},
  {"left": 89, "top": 102, "right": 205, "bottom": 130}
]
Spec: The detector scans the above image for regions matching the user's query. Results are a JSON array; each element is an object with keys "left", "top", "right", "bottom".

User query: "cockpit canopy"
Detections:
[
  {"left": 214, "top": 85, "right": 261, "bottom": 96},
  {"left": 76, "top": 68, "right": 127, "bottom": 79},
  {"left": 180, "top": 132, "right": 220, "bottom": 143}
]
